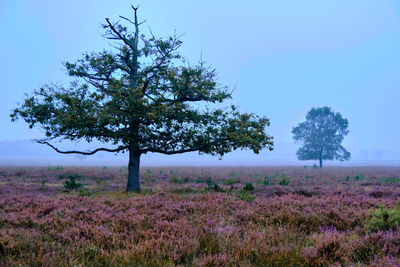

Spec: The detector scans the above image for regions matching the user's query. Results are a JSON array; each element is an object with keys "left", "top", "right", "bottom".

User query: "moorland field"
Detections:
[{"left": 1, "top": 165, "right": 400, "bottom": 266}]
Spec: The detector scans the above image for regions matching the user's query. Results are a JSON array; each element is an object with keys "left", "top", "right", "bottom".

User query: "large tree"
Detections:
[
  {"left": 292, "top": 106, "right": 350, "bottom": 168},
  {"left": 11, "top": 6, "right": 273, "bottom": 192}
]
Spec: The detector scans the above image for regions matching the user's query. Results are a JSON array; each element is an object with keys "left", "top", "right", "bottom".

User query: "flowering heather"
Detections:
[{"left": 0, "top": 166, "right": 399, "bottom": 266}]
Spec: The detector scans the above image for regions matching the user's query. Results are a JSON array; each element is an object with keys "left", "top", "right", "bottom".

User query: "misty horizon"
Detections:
[{"left": 1, "top": 1, "right": 400, "bottom": 165}]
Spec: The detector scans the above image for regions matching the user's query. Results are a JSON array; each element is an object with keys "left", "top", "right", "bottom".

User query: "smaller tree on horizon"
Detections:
[{"left": 292, "top": 106, "right": 350, "bottom": 168}]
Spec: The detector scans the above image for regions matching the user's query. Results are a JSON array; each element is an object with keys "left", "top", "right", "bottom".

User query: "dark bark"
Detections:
[
  {"left": 126, "top": 149, "right": 141, "bottom": 192},
  {"left": 319, "top": 148, "right": 323, "bottom": 168}
]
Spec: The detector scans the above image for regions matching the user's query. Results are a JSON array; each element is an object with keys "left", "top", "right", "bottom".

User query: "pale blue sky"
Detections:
[{"left": 1, "top": 0, "right": 400, "bottom": 165}]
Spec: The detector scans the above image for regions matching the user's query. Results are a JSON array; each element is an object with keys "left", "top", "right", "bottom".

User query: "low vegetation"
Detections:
[{"left": 1, "top": 166, "right": 400, "bottom": 266}]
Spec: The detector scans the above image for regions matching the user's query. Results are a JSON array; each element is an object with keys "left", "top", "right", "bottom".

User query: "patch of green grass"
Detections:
[
  {"left": 236, "top": 189, "right": 255, "bottom": 202},
  {"left": 78, "top": 188, "right": 94, "bottom": 197},
  {"left": 223, "top": 178, "right": 238, "bottom": 186}
]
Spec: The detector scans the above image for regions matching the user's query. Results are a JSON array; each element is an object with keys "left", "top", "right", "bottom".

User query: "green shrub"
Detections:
[
  {"left": 366, "top": 200, "right": 400, "bottom": 232},
  {"left": 63, "top": 174, "right": 83, "bottom": 190},
  {"left": 385, "top": 177, "right": 399, "bottom": 185},
  {"left": 354, "top": 174, "right": 365, "bottom": 181},
  {"left": 211, "top": 183, "right": 224, "bottom": 192},
  {"left": 257, "top": 177, "right": 269, "bottom": 186},
  {"left": 236, "top": 189, "right": 256, "bottom": 202},
  {"left": 244, "top": 182, "right": 254, "bottom": 191},
  {"left": 203, "top": 177, "right": 224, "bottom": 192},
  {"left": 279, "top": 174, "right": 290, "bottom": 186},
  {"left": 169, "top": 176, "right": 193, "bottom": 184},
  {"left": 195, "top": 177, "right": 205, "bottom": 183},
  {"left": 263, "top": 176, "right": 270, "bottom": 186},
  {"left": 223, "top": 178, "right": 238, "bottom": 186},
  {"left": 78, "top": 188, "right": 94, "bottom": 197},
  {"left": 206, "top": 177, "right": 213, "bottom": 187}
]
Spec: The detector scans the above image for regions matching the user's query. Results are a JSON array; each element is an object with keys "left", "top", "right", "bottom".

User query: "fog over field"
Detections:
[
  {"left": 0, "top": 139, "right": 399, "bottom": 166},
  {"left": 1, "top": 0, "right": 400, "bottom": 165}
]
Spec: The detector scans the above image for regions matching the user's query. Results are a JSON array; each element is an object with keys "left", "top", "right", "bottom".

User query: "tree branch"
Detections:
[
  {"left": 104, "top": 18, "right": 134, "bottom": 50},
  {"left": 142, "top": 145, "right": 206, "bottom": 155},
  {"left": 36, "top": 140, "right": 129, "bottom": 155}
]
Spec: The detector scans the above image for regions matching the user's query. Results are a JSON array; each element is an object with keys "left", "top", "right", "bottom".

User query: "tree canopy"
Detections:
[
  {"left": 11, "top": 6, "right": 273, "bottom": 191},
  {"left": 292, "top": 106, "right": 350, "bottom": 168}
]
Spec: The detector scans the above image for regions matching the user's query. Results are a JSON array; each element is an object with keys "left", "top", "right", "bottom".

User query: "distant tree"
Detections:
[
  {"left": 11, "top": 6, "right": 273, "bottom": 192},
  {"left": 292, "top": 106, "right": 350, "bottom": 168}
]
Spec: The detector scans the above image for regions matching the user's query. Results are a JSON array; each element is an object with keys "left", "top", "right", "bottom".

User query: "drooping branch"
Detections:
[
  {"left": 142, "top": 145, "right": 206, "bottom": 155},
  {"left": 36, "top": 140, "right": 129, "bottom": 155}
]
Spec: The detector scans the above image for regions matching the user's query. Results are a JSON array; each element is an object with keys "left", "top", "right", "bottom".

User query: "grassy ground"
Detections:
[{"left": 1, "top": 166, "right": 400, "bottom": 266}]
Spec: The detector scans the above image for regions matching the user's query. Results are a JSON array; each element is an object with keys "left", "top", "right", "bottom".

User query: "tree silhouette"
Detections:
[
  {"left": 11, "top": 6, "right": 273, "bottom": 191},
  {"left": 292, "top": 106, "right": 350, "bottom": 168}
]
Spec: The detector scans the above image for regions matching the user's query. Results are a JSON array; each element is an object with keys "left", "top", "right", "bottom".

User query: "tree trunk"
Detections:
[
  {"left": 126, "top": 149, "right": 141, "bottom": 192},
  {"left": 319, "top": 157, "right": 323, "bottom": 168}
]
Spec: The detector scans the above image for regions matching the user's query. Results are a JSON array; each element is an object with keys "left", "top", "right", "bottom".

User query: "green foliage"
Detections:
[
  {"left": 366, "top": 201, "right": 400, "bottom": 232},
  {"left": 258, "top": 176, "right": 270, "bottom": 186},
  {"left": 385, "top": 177, "right": 399, "bottom": 185},
  {"left": 210, "top": 183, "right": 224, "bottom": 192},
  {"left": 206, "top": 177, "right": 213, "bottom": 187},
  {"left": 169, "top": 176, "right": 193, "bottom": 184},
  {"left": 354, "top": 174, "right": 365, "bottom": 181},
  {"left": 243, "top": 182, "right": 254, "bottom": 191},
  {"left": 236, "top": 189, "right": 256, "bottom": 202},
  {"left": 195, "top": 177, "right": 205, "bottom": 183},
  {"left": 312, "top": 164, "right": 319, "bottom": 169},
  {"left": 78, "top": 189, "right": 94, "bottom": 197},
  {"left": 10, "top": 6, "right": 273, "bottom": 192},
  {"left": 63, "top": 174, "right": 83, "bottom": 190},
  {"left": 279, "top": 174, "right": 290, "bottom": 186},
  {"left": 56, "top": 210, "right": 63, "bottom": 219},
  {"left": 203, "top": 177, "right": 224, "bottom": 192},
  {"left": 292, "top": 106, "right": 350, "bottom": 168},
  {"left": 264, "top": 176, "right": 270, "bottom": 186},
  {"left": 223, "top": 178, "right": 238, "bottom": 186}
]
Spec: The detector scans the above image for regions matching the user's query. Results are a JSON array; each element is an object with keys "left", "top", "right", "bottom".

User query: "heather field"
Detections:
[{"left": 1, "top": 166, "right": 400, "bottom": 266}]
